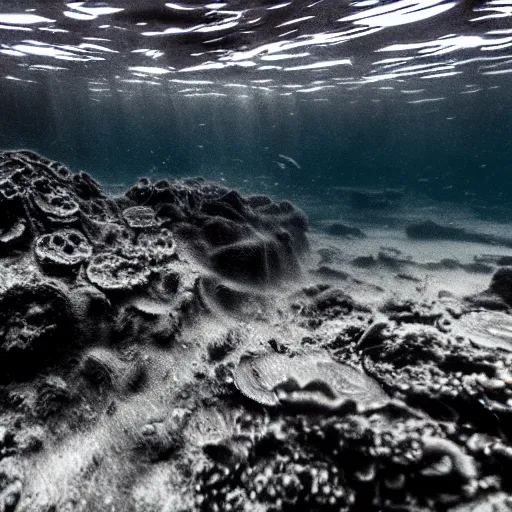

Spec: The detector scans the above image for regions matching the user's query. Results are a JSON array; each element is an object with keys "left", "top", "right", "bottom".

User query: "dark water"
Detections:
[{"left": 0, "top": 0, "right": 511, "bottom": 209}]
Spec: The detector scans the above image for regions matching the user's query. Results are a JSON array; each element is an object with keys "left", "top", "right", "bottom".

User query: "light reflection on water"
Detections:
[{"left": 0, "top": 0, "right": 510, "bottom": 95}]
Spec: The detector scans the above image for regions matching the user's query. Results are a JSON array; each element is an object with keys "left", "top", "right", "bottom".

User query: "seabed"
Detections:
[{"left": 1, "top": 150, "right": 512, "bottom": 511}]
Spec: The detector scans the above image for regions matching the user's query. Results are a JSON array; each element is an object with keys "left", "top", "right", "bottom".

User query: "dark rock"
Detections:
[
  {"left": 311, "top": 266, "right": 350, "bottom": 280},
  {"left": 246, "top": 194, "right": 272, "bottom": 208},
  {"left": 406, "top": 220, "right": 512, "bottom": 248},
  {"left": 202, "top": 217, "right": 249, "bottom": 247},
  {"left": 210, "top": 236, "right": 300, "bottom": 285},
  {"left": 488, "top": 267, "right": 512, "bottom": 306},
  {"left": 155, "top": 203, "right": 186, "bottom": 222},
  {"left": 335, "top": 186, "right": 404, "bottom": 210},
  {"left": 0, "top": 282, "right": 74, "bottom": 381},
  {"left": 396, "top": 273, "right": 421, "bottom": 282},
  {"left": 352, "top": 255, "right": 376, "bottom": 268},
  {"left": 200, "top": 200, "right": 246, "bottom": 223},
  {"left": 326, "top": 223, "right": 367, "bottom": 238}
]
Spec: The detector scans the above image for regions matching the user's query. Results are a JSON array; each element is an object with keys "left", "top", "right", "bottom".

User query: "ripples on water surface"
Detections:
[
  {"left": 2, "top": 0, "right": 512, "bottom": 84},
  {"left": 0, "top": 0, "right": 511, "bottom": 205}
]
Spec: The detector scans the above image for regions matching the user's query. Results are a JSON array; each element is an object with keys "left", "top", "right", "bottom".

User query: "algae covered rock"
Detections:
[{"left": 0, "top": 281, "right": 73, "bottom": 380}]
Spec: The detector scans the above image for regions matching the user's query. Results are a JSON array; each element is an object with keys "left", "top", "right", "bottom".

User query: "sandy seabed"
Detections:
[{"left": 1, "top": 150, "right": 512, "bottom": 512}]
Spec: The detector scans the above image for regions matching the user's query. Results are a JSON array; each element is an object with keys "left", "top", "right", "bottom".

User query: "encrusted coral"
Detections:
[
  {"left": 361, "top": 323, "right": 512, "bottom": 429},
  {"left": 195, "top": 405, "right": 483, "bottom": 511},
  {"left": 124, "top": 176, "right": 308, "bottom": 285},
  {"left": 35, "top": 228, "right": 92, "bottom": 274}
]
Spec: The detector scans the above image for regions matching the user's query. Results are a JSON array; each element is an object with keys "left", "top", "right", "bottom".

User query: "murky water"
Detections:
[{"left": 0, "top": 0, "right": 511, "bottom": 208}]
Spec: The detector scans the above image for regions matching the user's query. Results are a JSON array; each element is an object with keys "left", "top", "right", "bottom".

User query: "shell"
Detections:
[{"left": 234, "top": 352, "right": 387, "bottom": 407}]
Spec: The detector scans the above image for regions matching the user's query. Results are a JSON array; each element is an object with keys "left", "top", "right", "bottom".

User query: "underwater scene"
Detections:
[{"left": 1, "top": 1, "right": 512, "bottom": 511}]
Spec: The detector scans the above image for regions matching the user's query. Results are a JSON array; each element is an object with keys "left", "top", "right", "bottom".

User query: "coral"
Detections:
[
  {"left": 78, "top": 347, "right": 146, "bottom": 392},
  {"left": 207, "top": 329, "right": 241, "bottom": 361},
  {"left": 34, "top": 375, "right": 74, "bottom": 418},
  {"left": 122, "top": 206, "right": 161, "bottom": 230},
  {"left": 2, "top": 149, "right": 510, "bottom": 511},
  {"left": 86, "top": 250, "right": 151, "bottom": 292},
  {"left": 293, "top": 286, "right": 368, "bottom": 328},
  {"left": 0, "top": 458, "right": 23, "bottom": 512},
  {"left": 0, "top": 150, "right": 115, "bottom": 240},
  {"left": 380, "top": 298, "right": 443, "bottom": 325},
  {"left": 134, "top": 409, "right": 190, "bottom": 462},
  {"left": 35, "top": 228, "right": 92, "bottom": 274},
  {"left": 198, "top": 276, "right": 267, "bottom": 318},
  {"left": 137, "top": 228, "right": 176, "bottom": 265},
  {"left": 210, "top": 236, "right": 300, "bottom": 285},
  {"left": 125, "top": 178, "right": 308, "bottom": 285},
  {"left": 202, "top": 217, "right": 249, "bottom": 247},
  {"left": 361, "top": 323, "right": 512, "bottom": 430},
  {"left": 195, "top": 405, "right": 480, "bottom": 511}
]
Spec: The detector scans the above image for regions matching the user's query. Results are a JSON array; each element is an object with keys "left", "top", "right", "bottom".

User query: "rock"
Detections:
[
  {"left": 406, "top": 220, "right": 512, "bottom": 248},
  {"left": 334, "top": 186, "right": 404, "bottom": 210},
  {"left": 488, "top": 267, "right": 512, "bottom": 306},
  {"left": 326, "top": 223, "right": 367, "bottom": 238},
  {"left": 0, "top": 282, "right": 73, "bottom": 381}
]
